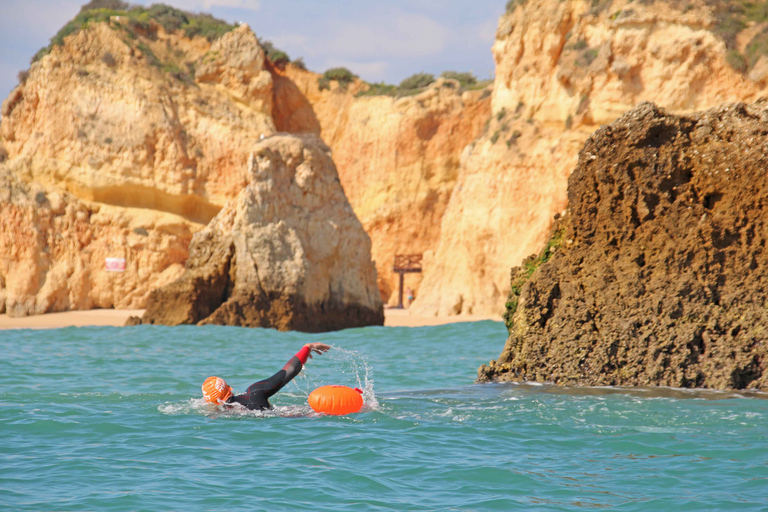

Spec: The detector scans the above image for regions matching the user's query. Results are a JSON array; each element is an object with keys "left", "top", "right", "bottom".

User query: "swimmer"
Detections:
[{"left": 202, "top": 342, "right": 331, "bottom": 410}]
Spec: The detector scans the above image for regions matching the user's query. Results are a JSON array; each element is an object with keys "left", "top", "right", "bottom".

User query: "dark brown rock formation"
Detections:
[
  {"left": 478, "top": 100, "right": 768, "bottom": 390},
  {"left": 129, "top": 134, "right": 384, "bottom": 332}
]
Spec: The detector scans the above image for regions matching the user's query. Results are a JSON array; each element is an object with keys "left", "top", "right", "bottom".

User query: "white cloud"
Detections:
[{"left": 325, "top": 10, "right": 449, "bottom": 60}]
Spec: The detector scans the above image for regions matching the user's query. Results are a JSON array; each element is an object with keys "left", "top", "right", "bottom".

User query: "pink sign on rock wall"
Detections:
[{"left": 105, "top": 257, "right": 126, "bottom": 272}]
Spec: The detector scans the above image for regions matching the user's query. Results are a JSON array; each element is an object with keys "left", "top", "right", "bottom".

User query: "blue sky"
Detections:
[{"left": 0, "top": 0, "right": 504, "bottom": 100}]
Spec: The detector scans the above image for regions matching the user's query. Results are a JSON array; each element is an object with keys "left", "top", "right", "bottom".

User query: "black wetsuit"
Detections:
[{"left": 225, "top": 346, "right": 310, "bottom": 410}]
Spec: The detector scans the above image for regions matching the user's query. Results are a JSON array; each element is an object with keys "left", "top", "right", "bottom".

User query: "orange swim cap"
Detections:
[{"left": 202, "top": 376, "right": 233, "bottom": 404}]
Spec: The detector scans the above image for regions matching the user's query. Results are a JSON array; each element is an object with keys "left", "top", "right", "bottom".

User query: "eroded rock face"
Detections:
[
  {"left": 195, "top": 24, "right": 273, "bottom": 112},
  {"left": 1, "top": 21, "right": 274, "bottom": 224},
  {"left": 478, "top": 101, "right": 768, "bottom": 390},
  {"left": 273, "top": 67, "right": 491, "bottom": 305},
  {"left": 134, "top": 134, "right": 383, "bottom": 331},
  {"left": 0, "top": 165, "right": 196, "bottom": 316},
  {"left": 413, "top": 0, "right": 768, "bottom": 317},
  {"left": 0, "top": 18, "right": 273, "bottom": 316}
]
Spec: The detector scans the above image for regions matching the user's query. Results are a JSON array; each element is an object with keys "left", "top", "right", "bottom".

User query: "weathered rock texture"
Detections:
[
  {"left": 273, "top": 67, "right": 491, "bottom": 305},
  {"left": 0, "top": 164, "right": 194, "bottom": 316},
  {"left": 133, "top": 134, "right": 383, "bottom": 331},
  {"left": 2, "top": 22, "right": 275, "bottom": 222},
  {"left": 413, "top": 0, "right": 768, "bottom": 317},
  {"left": 478, "top": 101, "right": 768, "bottom": 390},
  {"left": 0, "top": 16, "right": 274, "bottom": 316}
]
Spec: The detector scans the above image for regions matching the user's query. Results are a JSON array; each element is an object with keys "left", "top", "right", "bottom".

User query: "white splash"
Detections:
[
  {"left": 294, "top": 344, "right": 380, "bottom": 412},
  {"left": 158, "top": 397, "right": 319, "bottom": 418}
]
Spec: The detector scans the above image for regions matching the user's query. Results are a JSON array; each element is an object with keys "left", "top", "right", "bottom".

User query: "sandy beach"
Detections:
[{"left": 0, "top": 308, "right": 500, "bottom": 330}]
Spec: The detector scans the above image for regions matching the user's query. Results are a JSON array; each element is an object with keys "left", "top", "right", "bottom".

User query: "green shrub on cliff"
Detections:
[
  {"left": 32, "top": 2, "right": 234, "bottom": 64},
  {"left": 399, "top": 72, "right": 435, "bottom": 90},
  {"left": 712, "top": 1, "right": 768, "bottom": 72},
  {"left": 323, "top": 67, "right": 356, "bottom": 83},
  {"left": 505, "top": 0, "right": 527, "bottom": 14},
  {"left": 440, "top": 70, "right": 476, "bottom": 87},
  {"left": 259, "top": 38, "right": 292, "bottom": 67},
  {"left": 745, "top": 1, "right": 768, "bottom": 22},
  {"left": 319, "top": 67, "right": 357, "bottom": 91},
  {"left": 727, "top": 50, "right": 748, "bottom": 72},
  {"left": 503, "top": 221, "right": 566, "bottom": 332},
  {"left": 357, "top": 70, "right": 485, "bottom": 98},
  {"left": 746, "top": 28, "right": 768, "bottom": 67},
  {"left": 129, "top": 5, "right": 234, "bottom": 40},
  {"left": 355, "top": 82, "right": 398, "bottom": 97},
  {"left": 79, "top": 0, "right": 130, "bottom": 12},
  {"left": 181, "top": 13, "right": 234, "bottom": 40},
  {"left": 268, "top": 50, "right": 291, "bottom": 67}
]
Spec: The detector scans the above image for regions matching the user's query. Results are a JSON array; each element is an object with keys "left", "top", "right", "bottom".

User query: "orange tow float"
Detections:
[{"left": 308, "top": 385, "right": 364, "bottom": 415}]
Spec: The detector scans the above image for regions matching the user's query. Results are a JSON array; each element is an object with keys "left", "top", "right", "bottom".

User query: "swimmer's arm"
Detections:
[
  {"left": 283, "top": 343, "right": 330, "bottom": 379},
  {"left": 259, "top": 343, "right": 332, "bottom": 398}
]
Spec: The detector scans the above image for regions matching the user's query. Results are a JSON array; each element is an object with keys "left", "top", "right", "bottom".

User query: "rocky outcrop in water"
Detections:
[
  {"left": 131, "top": 134, "right": 383, "bottom": 331},
  {"left": 478, "top": 100, "right": 768, "bottom": 390}
]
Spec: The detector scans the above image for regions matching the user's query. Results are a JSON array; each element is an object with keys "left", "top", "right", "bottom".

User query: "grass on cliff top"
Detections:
[
  {"left": 318, "top": 67, "right": 358, "bottom": 91},
  {"left": 258, "top": 38, "right": 303, "bottom": 70},
  {"left": 355, "top": 71, "right": 490, "bottom": 98},
  {"left": 32, "top": 1, "right": 235, "bottom": 64},
  {"left": 713, "top": 1, "right": 768, "bottom": 72}
]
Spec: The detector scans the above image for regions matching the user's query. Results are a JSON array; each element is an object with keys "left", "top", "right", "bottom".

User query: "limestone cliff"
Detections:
[
  {"left": 478, "top": 101, "right": 768, "bottom": 390},
  {"left": 133, "top": 134, "right": 383, "bottom": 331},
  {"left": 413, "top": 0, "right": 768, "bottom": 317},
  {"left": 1, "top": 5, "right": 490, "bottom": 314},
  {"left": 0, "top": 10, "right": 276, "bottom": 316},
  {"left": 2, "top": 21, "right": 274, "bottom": 222},
  {"left": 0, "top": 164, "right": 195, "bottom": 316},
  {"left": 273, "top": 66, "right": 491, "bottom": 305}
]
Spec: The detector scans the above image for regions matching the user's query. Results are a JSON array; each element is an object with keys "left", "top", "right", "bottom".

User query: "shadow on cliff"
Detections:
[{"left": 268, "top": 61, "right": 321, "bottom": 135}]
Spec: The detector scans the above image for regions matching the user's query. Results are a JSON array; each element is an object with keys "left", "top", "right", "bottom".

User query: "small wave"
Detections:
[
  {"left": 158, "top": 398, "right": 319, "bottom": 418},
  {"left": 496, "top": 382, "right": 768, "bottom": 401}
]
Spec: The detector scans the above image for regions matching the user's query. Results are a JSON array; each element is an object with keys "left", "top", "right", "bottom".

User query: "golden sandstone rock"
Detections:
[
  {"left": 132, "top": 134, "right": 383, "bottom": 331},
  {"left": 272, "top": 67, "right": 491, "bottom": 306},
  {"left": 412, "top": 0, "right": 768, "bottom": 318},
  {"left": 0, "top": 165, "right": 193, "bottom": 316}
]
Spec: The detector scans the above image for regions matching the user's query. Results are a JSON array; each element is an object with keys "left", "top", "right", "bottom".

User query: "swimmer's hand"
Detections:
[{"left": 304, "top": 342, "right": 331, "bottom": 358}]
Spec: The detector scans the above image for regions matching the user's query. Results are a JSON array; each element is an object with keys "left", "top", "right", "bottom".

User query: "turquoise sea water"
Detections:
[{"left": 2, "top": 320, "right": 767, "bottom": 511}]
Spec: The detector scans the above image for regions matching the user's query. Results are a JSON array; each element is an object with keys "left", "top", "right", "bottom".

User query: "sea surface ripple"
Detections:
[{"left": 1, "top": 321, "right": 767, "bottom": 511}]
